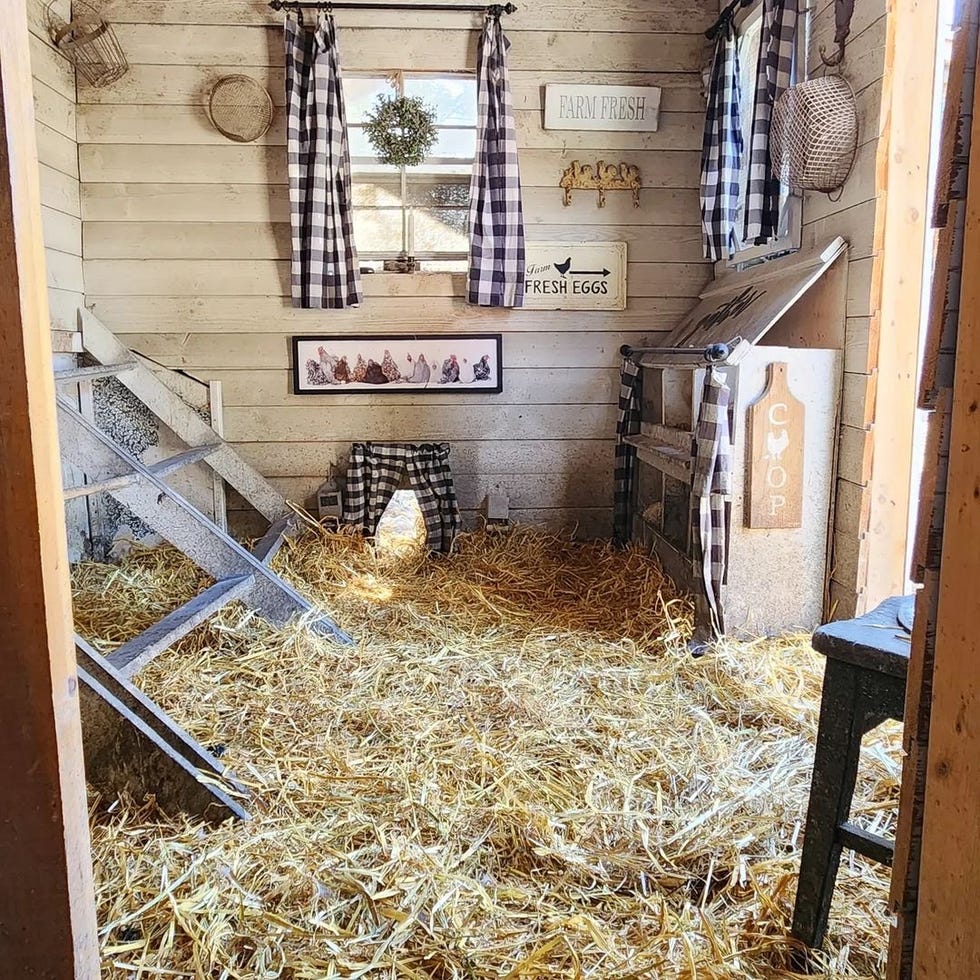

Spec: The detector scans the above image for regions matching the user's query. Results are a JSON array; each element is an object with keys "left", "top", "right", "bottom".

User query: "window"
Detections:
[
  {"left": 729, "top": 1, "right": 802, "bottom": 266},
  {"left": 346, "top": 73, "right": 477, "bottom": 272}
]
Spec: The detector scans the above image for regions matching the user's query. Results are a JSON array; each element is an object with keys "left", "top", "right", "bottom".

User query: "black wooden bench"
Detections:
[{"left": 791, "top": 595, "right": 912, "bottom": 950}]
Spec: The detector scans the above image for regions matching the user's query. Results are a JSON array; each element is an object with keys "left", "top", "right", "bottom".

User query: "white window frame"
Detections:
[
  {"left": 721, "top": 0, "right": 805, "bottom": 272},
  {"left": 347, "top": 71, "right": 476, "bottom": 269}
]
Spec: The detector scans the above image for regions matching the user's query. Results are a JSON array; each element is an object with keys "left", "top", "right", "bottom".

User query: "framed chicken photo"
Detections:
[{"left": 291, "top": 334, "right": 503, "bottom": 395}]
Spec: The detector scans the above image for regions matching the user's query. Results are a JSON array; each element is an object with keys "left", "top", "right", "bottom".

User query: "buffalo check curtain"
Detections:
[
  {"left": 285, "top": 12, "right": 362, "bottom": 309},
  {"left": 742, "top": 0, "right": 798, "bottom": 245},
  {"left": 692, "top": 368, "right": 733, "bottom": 637},
  {"left": 343, "top": 443, "right": 462, "bottom": 554},
  {"left": 468, "top": 10, "right": 525, "bottom": 307},
  {"left": 613, "top": 358, "right": 642, "bottom": 546},
  {"left": 700, "top": 21, "right": 743, "bottom": 262}
]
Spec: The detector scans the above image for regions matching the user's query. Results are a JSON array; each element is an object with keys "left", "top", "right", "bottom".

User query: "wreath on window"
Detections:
[{"left": 363, "top": 94, "right": 438, "bottom": 167}]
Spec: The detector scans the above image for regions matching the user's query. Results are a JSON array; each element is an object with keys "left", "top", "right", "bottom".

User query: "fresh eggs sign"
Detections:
[
  {"left": 544, "top": 84, "right": 662, "bottom": 132},
  {"left": 522, "top": 242, "right": 627, "bottom": 311}
]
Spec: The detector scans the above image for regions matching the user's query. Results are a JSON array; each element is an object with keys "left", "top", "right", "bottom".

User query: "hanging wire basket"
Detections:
[
  {"left": 207, "top": 75, "right": 275, "bottom": 143},
  {"left": 770, "top": 74, "right": 858, "bottom": 195},
  {"left": 52, "top": 0, "right": 129, "bottom": 88}
]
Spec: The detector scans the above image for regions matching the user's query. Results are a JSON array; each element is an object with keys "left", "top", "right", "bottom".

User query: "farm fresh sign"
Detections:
[
  {"left": 522, "top": 242, "right": 627, "bottom": 311},
  {"left": 544, "top": 84, "right": 662, "bottom": 132}
]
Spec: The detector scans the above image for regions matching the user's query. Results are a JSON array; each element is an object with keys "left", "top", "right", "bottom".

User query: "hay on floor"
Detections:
[{"left": 72, "top": 524, "right": 900, "bottom": 979}]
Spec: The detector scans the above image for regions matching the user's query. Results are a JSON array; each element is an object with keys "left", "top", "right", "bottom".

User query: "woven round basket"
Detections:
[
  {"left": 208, "top": 75, "right": 274, "bottom": 143},
  {"left": 770, "top": 75, "right": 858, "bottom": 194}
]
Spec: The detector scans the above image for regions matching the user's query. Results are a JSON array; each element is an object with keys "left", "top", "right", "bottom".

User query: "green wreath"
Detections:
[{"left": 363, "top": 94, "right": 438, "bottom": 167}]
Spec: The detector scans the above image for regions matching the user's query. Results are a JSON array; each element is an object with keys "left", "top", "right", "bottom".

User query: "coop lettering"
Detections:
[
  {"left": 558, "top": 93, "right": 648, "bottom": 122},
  {"left": 762, "top": 402, "right": 791, "bottom": 517}
]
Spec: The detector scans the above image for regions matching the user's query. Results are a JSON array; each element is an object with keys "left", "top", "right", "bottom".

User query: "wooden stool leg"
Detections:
[{"left": 792, "top": 660, "right": 865, "bottom": 949}]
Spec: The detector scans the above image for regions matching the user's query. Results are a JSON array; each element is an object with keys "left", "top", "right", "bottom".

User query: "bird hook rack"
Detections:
[
  {"left": 268, "top": 0, "right": 516, "bottom": 13},
  {"left": 818, "top": 0, "right": 854, "bottom": 68}
]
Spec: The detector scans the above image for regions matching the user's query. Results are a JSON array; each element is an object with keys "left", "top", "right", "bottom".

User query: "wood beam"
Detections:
[
  {"left": 862, "top": 0, "right": 939, "bottom": 609},
  {"left": 0, "top": 1, "right": 100, "bottom": 974},
  {"left": 908, "top": 44, "right": 980, "bottom": 979}
]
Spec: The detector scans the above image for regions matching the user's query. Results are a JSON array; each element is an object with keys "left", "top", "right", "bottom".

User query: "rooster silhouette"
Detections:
[
  {"left": 553, "top": 256, "right": 572, "bottom": 276},
  {"left": 765, "top": 428, "right": 790, "bottom": 461}
]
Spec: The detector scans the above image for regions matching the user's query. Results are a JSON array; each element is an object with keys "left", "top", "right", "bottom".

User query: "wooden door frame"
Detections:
[
  {"left": 0, "top": 0, "right": 99, "bottom": 973},
  {"left": 862, "top": 0, "right": 939, "bottom": 610}
]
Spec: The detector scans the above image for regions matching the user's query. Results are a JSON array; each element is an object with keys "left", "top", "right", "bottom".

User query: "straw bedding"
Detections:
[{"left": 72, "top": 523, "right": 900, "bottom": 979}]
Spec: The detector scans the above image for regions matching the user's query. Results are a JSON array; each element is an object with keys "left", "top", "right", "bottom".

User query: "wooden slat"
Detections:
[
  {"left": 79, "top": 66, "right": 707, "bottom": 112},
  {"left": 81, "top": 258, "right": 707, "bottom": 299},
  {"left": 77, "top": 143, "right": 702, "bottom": 188},
  {"left": 193, "top": 367, "right": 620, "bottom": 408},
  {"left": 96, "top": 0, "right": 715, "bottom": 34},
  {"left": 222, "top": 403, "right": 617, "bottom": 443},
  {"left": 0, "top": 2, "right": 99, "bottom": 970},
  {"left": 235, "top": 437, "right": 615, "bottom": 479},
  {"left": 861, "top": 0, "right": 938, "bottom": 610},
  {"left": 109, "top": 24, "right": 707, "bottom": 72},
  {"left": 106, "top": 574, "right": 254, "bottom": 677},
  {"left": 83, "top": 219, "right": 707, "bottom": 264},
  {"left": 80, "top": 181, "right": 699, "bottom": 226},
  {"left": 76, "top": 637, "right": 248, "bottom": 821},
  {"left": 87, "top": 294, "right": 690, "bottom": 333},
  {"left": 111, "top": 329, "right": 664, "bottom": 370},
  {"left": 906, "top": 27, "right": 980, "bottom": 975}
]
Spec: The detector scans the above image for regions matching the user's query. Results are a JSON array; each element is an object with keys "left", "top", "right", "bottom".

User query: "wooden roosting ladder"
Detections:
[{"left": 56, "top": 309, "right": 353, "bottom": 821}]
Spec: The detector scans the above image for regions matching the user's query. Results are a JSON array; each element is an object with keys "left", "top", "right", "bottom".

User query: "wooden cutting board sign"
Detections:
[{"left": 746, "top": 362, "right": 805, "bottom": 528}]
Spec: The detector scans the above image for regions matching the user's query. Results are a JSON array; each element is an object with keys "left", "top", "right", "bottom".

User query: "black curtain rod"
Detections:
[
  {"left": 705, "top": 0, "right": 753, "bottom": 40},
  {"left": 269, "top": 1, "right": 516, "bottom": 12},
  {"left": 620, "top": 343, "right": 734, "bottom": 364}
]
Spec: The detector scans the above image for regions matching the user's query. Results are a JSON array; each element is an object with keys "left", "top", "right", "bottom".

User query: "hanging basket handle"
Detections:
[{"left": 819, "top": 0, "right": 853, "bottom": 68}]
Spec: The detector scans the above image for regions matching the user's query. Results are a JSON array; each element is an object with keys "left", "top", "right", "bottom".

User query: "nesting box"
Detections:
[
  {"left": 624, "top": 238, "right": 847, "bottom": 638},
  {"left": 484, "top": 493, "right": 510, "bottom": 530}
]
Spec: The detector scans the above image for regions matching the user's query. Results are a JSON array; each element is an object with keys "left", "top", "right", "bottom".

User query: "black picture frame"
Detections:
[{"left": 291, "top": 334, "right": 504, "bottom": 395}]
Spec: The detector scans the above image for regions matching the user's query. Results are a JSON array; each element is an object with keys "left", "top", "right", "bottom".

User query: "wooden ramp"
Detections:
[{"left": 57, "top": 311, "right": 351, "bottom": 819}]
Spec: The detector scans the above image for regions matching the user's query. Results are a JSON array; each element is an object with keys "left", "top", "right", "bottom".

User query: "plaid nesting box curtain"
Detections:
[
  {"left": 285, "top": 11, "right": 362, "bottom": 309},
  {"left": 701, "top": 21, "right": 743, "bottom": 262},
  {"left": 692, "top": 369, "right": 733, "bottom": 636},
  {"left": 468, "top": 10, "right": 525, "bottom": 307},
  {"left": 343, "top": 443, "right": 462, "bottom": 554},
  {"left": 613, "top": 358, "right": 642, "bottom": 547},
  {"left": 742, "top": 0, "right": 798, "bottom": 245}
]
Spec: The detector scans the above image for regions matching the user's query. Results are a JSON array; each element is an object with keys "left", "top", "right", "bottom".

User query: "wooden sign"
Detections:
[
  {"left": 746, "top": 363, "right": 805, "bottom": 528},
  {"left": 522, "top": 242, "right": 627, "bottom": 311},
  {"left": 544, "top": 84, "right": 661, "bottom": 132}
]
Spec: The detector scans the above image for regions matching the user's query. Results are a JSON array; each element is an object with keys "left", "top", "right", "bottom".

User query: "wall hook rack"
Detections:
[{"left": 559, "top": 160, "right": 642, "bottom": 209}]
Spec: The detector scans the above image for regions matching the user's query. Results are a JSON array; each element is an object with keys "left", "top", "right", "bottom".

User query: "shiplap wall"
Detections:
[
  {"left": 800, "top": 0, "right": 888, "bottom": 618},
  {"left": 28, "top": 0, "right": 83, "bottom": 348},
  {"left": 77, "top": 0, "right": 715, "bottom": 537}
]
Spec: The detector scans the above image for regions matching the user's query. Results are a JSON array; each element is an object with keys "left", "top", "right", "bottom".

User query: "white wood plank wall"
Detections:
[
  {"left": 800, "top": 0, "right": 888, "bottom": 617},
  {"left": 77, "top": 0, "right": 717, "bottom": 536},
  {"left": 28, "top": 0, "right": 83, "bottom": 350}
]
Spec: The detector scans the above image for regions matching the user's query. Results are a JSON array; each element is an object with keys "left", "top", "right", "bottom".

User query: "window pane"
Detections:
[
  {"left": 404, "top": 75, "right": 476, "bottom": 126},
  {"left": 348, "top": 125, "right": 379, "bottom": 160},
  {"left": 353, "top": 209, "right": 405, "bottom": 253},
  {"left": 352, "top": 179, "right": 402, "bottom": 207},
  {"left": 411, "top": 208, "right": 468, "bottom": 253},
  {"left": 406, "top": 179, "right": 469, "bottom": 207},
  {"left": 429, "top": 127, "right": 477, "bottom": 160},
  {"left": 346, "top": 76, "right": 395, "bottom": 123}
]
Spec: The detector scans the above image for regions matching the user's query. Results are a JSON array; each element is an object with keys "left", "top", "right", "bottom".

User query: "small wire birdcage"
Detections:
[
  {"left": 770, "top": 74, "right": 858, "bottom": 196},
  {"left": 52, "top": 1, "right": 128, "bottom": 89}
]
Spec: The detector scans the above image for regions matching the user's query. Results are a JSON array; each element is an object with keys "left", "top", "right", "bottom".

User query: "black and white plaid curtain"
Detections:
[
  {"left": 742, "top": 0, "right": 798, "bottom": 245},
  {"left": 285, "top": 12, "right": 361, "bottom": 309},
  {"left": 343, "top": 443, "right": 462, "bottom": 553},
  {"left": 701, "top": 22, "right": 742, "bottom": 262},
  {"left": 692, "top": 369, "right": 733, "bottom": 636},
  {"left": 613, "top": 358, "right": 642, "bottom": 546},
  {"left": 468, "top": 10, "right": 525, "bottom": 307}
]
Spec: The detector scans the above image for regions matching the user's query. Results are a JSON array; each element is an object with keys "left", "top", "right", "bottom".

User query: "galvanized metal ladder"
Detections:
[{"left": 57, "top": 309, "right": 353, "bottom": 820}]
